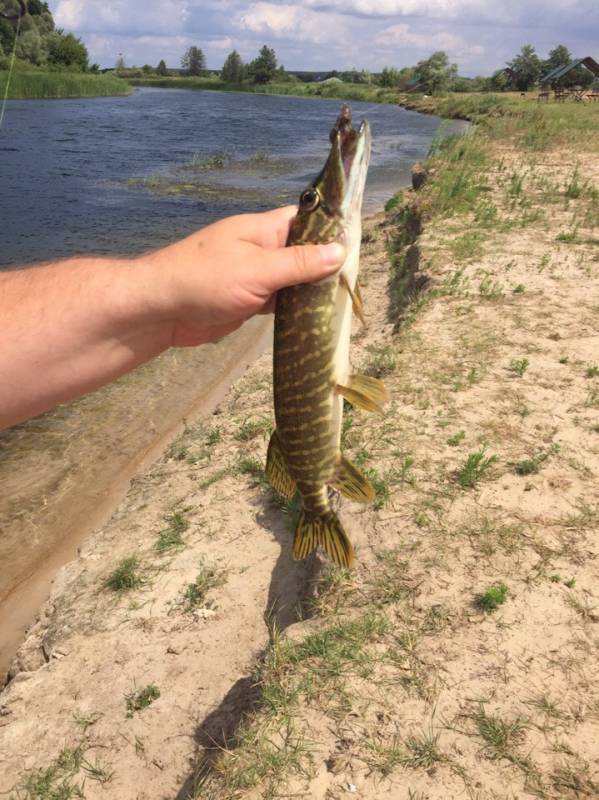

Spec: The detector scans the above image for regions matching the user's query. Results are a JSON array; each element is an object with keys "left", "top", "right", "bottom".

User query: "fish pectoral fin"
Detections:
[
  {"left": 293, "top": 509, "right": 354, "bottom": 567},
  {"left": 330, "top": 454, "right": 376, "bottom": 504},
  {"left": 336, "top": 374, "right": 390, "bottom": 413},
  {"left": 265, "top": 430, "right": 296, "bottom": 499},
  {"left": 339, "top": 273, "right": 366, "bottom": 326}
]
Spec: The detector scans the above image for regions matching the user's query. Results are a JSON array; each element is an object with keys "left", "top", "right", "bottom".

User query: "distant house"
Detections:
[{"left": 541, "top": 57, "right": 599, "bottom": 87}]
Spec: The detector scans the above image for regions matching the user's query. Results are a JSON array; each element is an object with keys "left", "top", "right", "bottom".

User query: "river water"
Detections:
[
  {"left": 0, "top": 88, "right": 465, "bottom": 679},
  {"left": 1, "top": 87, "right": 465, "bottom": 268}
]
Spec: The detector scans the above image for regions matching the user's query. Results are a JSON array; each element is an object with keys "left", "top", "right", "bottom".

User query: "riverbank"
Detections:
[
  {"left": 128, "top": 75, "right": 399, "bottom": 104},
  {"left": 0, "top": 70, "right": 130, "bottom": 99},
  {"left": 2, "top": 98, "right": 598, "bottom": 798}
]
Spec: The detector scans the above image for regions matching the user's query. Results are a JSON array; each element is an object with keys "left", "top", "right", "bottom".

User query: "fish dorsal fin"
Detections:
[
  {"left": 339, "top": 273, "right": 366, "bottom": 325},
  {"left": 336, "top": 374, "right": 390, "bottom": 413},
  {"left": 330, "top": 454, "right": 375, "bottom": 503},
  {"left": 265, "top": 430, "right": 296, "bottom": 499}
]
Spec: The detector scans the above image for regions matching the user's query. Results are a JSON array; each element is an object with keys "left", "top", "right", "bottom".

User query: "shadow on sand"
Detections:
[{"left": 175, "top": 494, "right": 323, "bottom": 799}]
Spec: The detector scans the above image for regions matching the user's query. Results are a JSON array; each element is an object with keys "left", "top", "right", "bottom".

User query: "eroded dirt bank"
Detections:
[
  {"left": 1, "top": 109, "right": 598, "bottom": 799},
  {"left": 0, "top": 317, "right": 270, "bottom": 680}
]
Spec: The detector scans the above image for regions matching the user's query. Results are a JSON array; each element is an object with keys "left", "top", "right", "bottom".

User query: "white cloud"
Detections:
[
  {"left": 54, "top": 0, "right": 188, "bottom": 36},
  {"left": 235, "top": 2, "right": 350, "bottom": 44},
  {"left": 375, "top": 23, "right": 484, "bottom": 66},
  {"left": 304, "top": 0, "right": 485, "bottom": 18}
]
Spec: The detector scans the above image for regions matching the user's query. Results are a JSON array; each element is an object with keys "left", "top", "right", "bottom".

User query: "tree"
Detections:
[
  {"left": 0, "top": 17, "right": 15, "bottom": 53},
  {"left": 544, "top": 44, "right": 571, "bottom": 75},
  {"left": 16, "top": 28, "right": 46, "bottom": 64},
  {"left": 379, "top": 66, "right": 401, "bottom": 87},
  {"left": 413, "top": 51, "right": 457, "bottom": 93},
  {"left": 221, "top": 49, "right": 243, "bottom": 83},
  {"left": 116, "top": 54, "right": 126, "bottom": 70},
  {"left": 47, "top": 31, "right": 88, "bottom": 69},
  {"left": 508, "top": 45, "right": 542, "bottom": 91},
  {"left": 248, "top": 45, "right": 277, "bottom": 84},
  {"left": 156, "top": 58, "right": 168, "bottom": 76},
  {"left": 181, "top": 46, "right": 205, "bottom": 76}
]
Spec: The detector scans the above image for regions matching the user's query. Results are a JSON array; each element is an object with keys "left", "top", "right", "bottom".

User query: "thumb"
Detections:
[{"left": 263, "top": 241, "right": 345, "bottom": 292}]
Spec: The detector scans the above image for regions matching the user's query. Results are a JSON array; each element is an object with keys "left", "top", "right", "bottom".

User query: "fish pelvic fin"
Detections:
[
  {"left": 336, "top": 374, "right": 390, "bottom": 413},
  {"left": 339, "top": 273, "right": 366, "bottom": 326},
  {"left": 330, "top": 454, "right": 375, "bottom": 503},
  {"left": 293, "top": 509, "right": 354, "bottom": 568},
  {"left": 265, "top": 430, "right": 296, "bottom": 499}
]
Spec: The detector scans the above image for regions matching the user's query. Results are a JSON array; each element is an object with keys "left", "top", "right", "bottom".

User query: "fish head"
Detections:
[{"left": 288, "top": 104, "right": 371, "bottom": 248}]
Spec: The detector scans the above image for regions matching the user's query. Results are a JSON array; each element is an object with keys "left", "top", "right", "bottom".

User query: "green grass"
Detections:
[
  {"left": 128, "top": 74, "right": 399, "bottom": 105},
  {"left": 514, "top": 443, "right": 560, "bottom": 476},
  {"left": 474, "top": 583, "right": 509, "bottom": 612},
  {"left": 364, "top": 466, "right": 390, "bottom": 509},
  {"left": 474, "top": 706, "right": 527, "bottom": 759},
  {"left": 456, "top": 447, "right": 497, "bottom": 488},
  {"left": 180, "top": 561, "right": 227, "bottom": 612},
  {"left": 125, "top": 684, "right": 160, "bottom": 717},
  {"left": 447, "top": 430, "right": 465, "bottom": 446},
  {"left": 10, "top": 746, "right": 113, "bottom": 799},
  {"left": 103, "top": 556, "right": 144, "bottom": 593},
  {"left": 0, "top": 69, "right": 129, "bottom": 99},
  {"left": 155, "top": 510, "right": 190, "bottom": 553},
  {"left": 509, "top": 358, "right": 529, "bottom": 377}
]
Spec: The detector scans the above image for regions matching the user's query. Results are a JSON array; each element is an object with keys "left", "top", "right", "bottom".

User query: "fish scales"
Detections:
[{"left": 265, "top": 104, "right": 390, "bottom": 567}]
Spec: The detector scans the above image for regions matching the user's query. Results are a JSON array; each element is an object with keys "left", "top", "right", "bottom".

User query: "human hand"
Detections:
[{"left": 144, "top": 206, "right": 346, "bottom": 347}]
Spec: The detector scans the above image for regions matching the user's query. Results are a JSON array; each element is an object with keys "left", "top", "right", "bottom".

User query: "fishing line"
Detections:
[{"left": 0, "top": 7, "right": 23, "bottom": 131}]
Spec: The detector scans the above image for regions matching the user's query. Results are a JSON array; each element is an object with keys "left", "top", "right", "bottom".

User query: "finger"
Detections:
[
  {"left": 258, "top": 295, "right": 277, "bottom": 315},
  {"left": 230, "top": 206, "right": 298, "bottom": 249},
  {"left": 262, "top": 242, "right": 345, "bottom": 293}
]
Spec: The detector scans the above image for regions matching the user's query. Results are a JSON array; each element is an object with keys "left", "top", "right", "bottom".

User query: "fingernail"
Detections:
[{"left": 319, "top": 242, "right": 345, "bottom": 267}]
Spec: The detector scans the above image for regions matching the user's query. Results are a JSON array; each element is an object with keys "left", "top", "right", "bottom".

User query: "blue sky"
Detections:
[{"left": 49, "top": 0, "right": 599, "bottom": 76}]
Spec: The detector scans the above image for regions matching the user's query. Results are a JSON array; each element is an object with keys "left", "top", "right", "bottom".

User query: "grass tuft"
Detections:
[
  {"left": 104, "top": 556, "right": 144, "bottom": 594},
  {"left": 457, "top": 447, "right": 497, "bottom": 488},
  {"left": 474, "top": 583, "right": 509, "bottom": 612},
  {"left": 125, "top": 684, "right": 160, "bottom": 717}
]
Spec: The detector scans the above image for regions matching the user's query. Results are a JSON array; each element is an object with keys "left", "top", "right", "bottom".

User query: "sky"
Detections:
[{"left": 49, "top": 0, "right": 599, "bottom": 77}]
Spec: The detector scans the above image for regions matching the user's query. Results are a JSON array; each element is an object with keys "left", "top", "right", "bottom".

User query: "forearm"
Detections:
[{"left": 0, "top": 255, "right": 170, "bottom": 430}]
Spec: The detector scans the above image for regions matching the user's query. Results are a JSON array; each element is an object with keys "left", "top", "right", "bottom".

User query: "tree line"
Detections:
[{"left": 126, "top": 42, "right": 594, "bottom": 95}]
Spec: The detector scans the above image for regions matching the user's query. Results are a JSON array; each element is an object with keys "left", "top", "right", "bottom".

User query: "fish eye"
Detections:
[{"left": 300, "top": 188, "right": 320, "bottom": 211}]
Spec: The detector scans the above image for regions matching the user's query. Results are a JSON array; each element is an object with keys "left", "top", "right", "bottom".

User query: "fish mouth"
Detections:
[
  {"left": 331, "top": 104, "right": 370, "bottom": 183},
  {"left": 329, "top": 105, "right": 370, "bottom": 216}
]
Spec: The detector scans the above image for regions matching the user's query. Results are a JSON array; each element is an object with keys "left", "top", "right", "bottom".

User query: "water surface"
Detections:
[{"left": 1, "top": 88, "right": 466, "bottom": 268}]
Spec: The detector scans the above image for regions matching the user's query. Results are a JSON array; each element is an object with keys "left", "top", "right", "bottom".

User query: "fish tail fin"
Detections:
[{"left": 293, "top": 509, "right": 354, "bottom": 568}]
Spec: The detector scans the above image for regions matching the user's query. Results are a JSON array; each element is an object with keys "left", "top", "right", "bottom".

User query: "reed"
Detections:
[{"left": 0, "top": 70, "right": 130, "bottom": 99}]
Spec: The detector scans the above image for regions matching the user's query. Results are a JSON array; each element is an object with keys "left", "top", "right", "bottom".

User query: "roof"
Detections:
[{"left": 541, "top": 56, "right": 599, "bottom": 84}]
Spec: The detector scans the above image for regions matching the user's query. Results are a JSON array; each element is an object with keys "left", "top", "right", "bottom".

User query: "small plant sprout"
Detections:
[
  {"left": 514, "top": 443, "right": 560, "bottom": 476},
  {"left": 475, "top": 583, "right": 509, "bottom": 612},
  {"left": 125, "top": 684, "right": 160, "bottom": 717},
  {"left": 512, "top": 283, "right": 526, "bottom": 294},
  {"left": 585, "top": 365, "right": 599, "bottom": 378},
  {"left": 447, "top": 430, "right": 466, "bottom": 447},
  {"left": 365, "top": 467, "right": 390, "bottom": 509},
  {"left": 180, "top": 561, "right": 227, "bottom": 612},
  {"left": 509, "top": 358, "right": 529, "bottom": 377},
  {"left": 457, "top": 447, "right": 497, "bottom": 488}
]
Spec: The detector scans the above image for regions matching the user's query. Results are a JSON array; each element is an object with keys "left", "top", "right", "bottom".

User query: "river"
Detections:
[
  {"left": 0, "top": 87, "right": 466, "bottom": 680},
  {"left": 1, "top": 87, "right": 466, "bottom": 267}
]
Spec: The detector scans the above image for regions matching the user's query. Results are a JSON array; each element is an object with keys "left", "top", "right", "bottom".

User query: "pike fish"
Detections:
[{"left": 265, "top": 105, "right": 390, "bottom": 568}]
